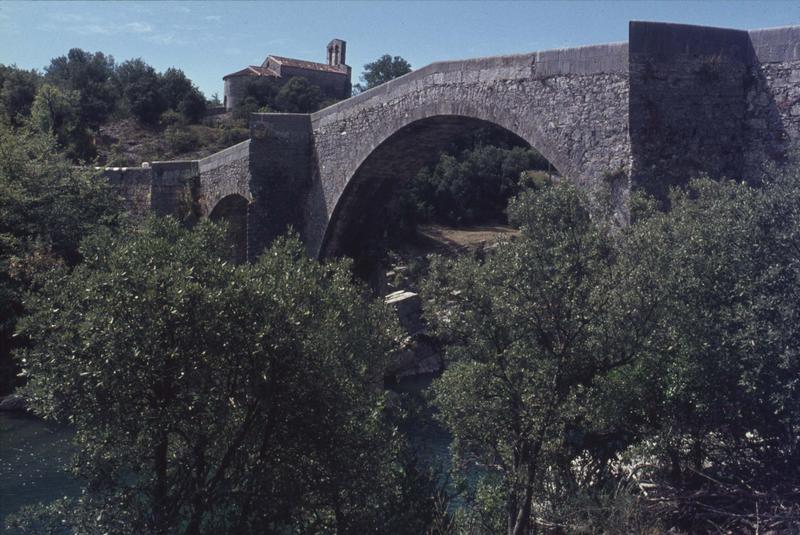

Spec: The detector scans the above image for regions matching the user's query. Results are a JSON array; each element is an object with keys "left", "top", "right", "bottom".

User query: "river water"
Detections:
[
  {"left": 0, "top": 375, "right": 451, "bottom": 526},
  {"left": 0, "top": 411, "right": 80, "bottom": 524}
]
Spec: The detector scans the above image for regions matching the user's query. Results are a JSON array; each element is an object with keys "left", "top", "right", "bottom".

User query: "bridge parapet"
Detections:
[{"left": 102, "top": 160, "right": 198, "bottom": 218}]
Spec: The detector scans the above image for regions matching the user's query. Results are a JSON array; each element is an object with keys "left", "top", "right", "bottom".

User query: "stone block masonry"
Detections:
[{"left": 107, "top": 21, "right": 800, "bottom": 261}]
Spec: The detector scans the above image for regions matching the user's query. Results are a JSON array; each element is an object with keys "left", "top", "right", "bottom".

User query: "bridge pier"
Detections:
[{"left": 247, "top": 114, "right": 313, "bottom": 258}]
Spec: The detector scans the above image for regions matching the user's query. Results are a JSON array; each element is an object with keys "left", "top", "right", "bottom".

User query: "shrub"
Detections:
[{"left": 165, "top": 126, "right": 199, "bottom": 154}]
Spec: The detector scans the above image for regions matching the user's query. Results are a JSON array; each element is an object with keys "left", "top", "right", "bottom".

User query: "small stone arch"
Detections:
[{"left": 209, "top": 194, "right": 249, "bottom": 264}]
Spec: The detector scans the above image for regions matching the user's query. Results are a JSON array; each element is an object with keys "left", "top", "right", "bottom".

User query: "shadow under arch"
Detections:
[
  {"left": 318, "top": 114, "right": 561, "bottom": 259},
  {"left": 209, "top": 194, "right": 249, "bottom": 264}
]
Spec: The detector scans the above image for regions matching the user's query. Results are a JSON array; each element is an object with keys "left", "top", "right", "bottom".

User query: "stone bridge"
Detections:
[{"left": 107, "top": 21, "right": 800, "bottom": 260}]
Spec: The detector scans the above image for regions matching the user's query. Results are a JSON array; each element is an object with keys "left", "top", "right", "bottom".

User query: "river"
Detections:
[{"left": 0, "top": 411, "right": 80, "bottom": 524}]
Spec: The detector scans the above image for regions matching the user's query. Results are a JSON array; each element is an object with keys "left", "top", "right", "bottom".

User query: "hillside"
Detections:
[{"left": 95, "top": 115, "right": 248, "bottom": 166}]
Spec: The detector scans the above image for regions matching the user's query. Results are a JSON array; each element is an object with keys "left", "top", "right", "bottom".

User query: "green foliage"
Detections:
[
  {"left": 356, "top": 54, "right": 412, "bottom": 92},
  {"left": 621, "top": 176, "right": 800, "bottom": 485},
  {"left": 0, "top": 122, "right": 121, "bottom": 395},
  {"left": 275, "top": 76, "right": 322, "bottom": 113},
  {"left": 389, "top": 142, "right": 550, "bottom": 237},
  {"left": 12, "top": 219, "right": 438, "bottom": 533},
  {"left": 160, "top": 67, "right": 206, "bottom": 123},
  {"left": 29, "top": 83, "right": 87, "bottom": 158},
  {"left": 44, "top": 49, "right": 119, "bottom": 130},
  {"left": 159, "top": 108, "right": 183, "bottom": 127},
  {"left": 177, "top": 87, "right": 207, "bottom": 123},
  {"left": 0, "top": 64, "right": 41, "bottom": 125},
  {"left": 424, "top": 182, "right": 652, "bottom": 534},
  {"left": 242, "top": 77, "right": 281, "bottom": 110},
  {"left": 165, "top": 125, "right": 200, "bottom": 154},
  {"left": 218, "top": 125, "right": 249, "bottom": 146},
  {"left": 116, "top": 58, "right": 167, "bottom": 124},
  {"left": 4, "top": 50, "right": 215, "bottom": 163},
  {"left": 422, "top": 168, "right": 800, "bottom": 531},
  {"left": 235, "top": 76, "right": 323, "bottom": 117}
]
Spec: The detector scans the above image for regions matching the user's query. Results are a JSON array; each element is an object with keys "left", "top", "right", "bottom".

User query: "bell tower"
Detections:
[{"left": 327, "top": 39, "right": 347, "bottom": 67}]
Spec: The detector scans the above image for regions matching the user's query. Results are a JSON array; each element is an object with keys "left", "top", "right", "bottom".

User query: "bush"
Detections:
[
  {"left": 390, "top": 143, "right": 550, "bottom": 232},
  {"left": 117, "top": 59, "right": 167, "bottom": 124},
  {"left": 0, "top": 122, "right": 121, "bottom": 395},
  {"left": 165, "top": 126, "right": 199, "bottom": 154},
  {"left": 159, "top": 109, "right": 183, "bottom": 127},
  {"left": 275, "top": 77, "right": 321, "bottom": 113},
  {"left": 11, "top": 220, "right": 443, "bottom": 534},
  {"left": 177, "top": 87, "right": 206, "bottom": 123},
  {"left": 218, "top": 125, "right": 249, "bottom": 146},
  {"left": 0, "top": 64, "right": 41, "bottom": 125}
]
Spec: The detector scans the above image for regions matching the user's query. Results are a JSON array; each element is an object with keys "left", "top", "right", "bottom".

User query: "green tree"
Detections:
[
  {"left": 423, "top": 183, "right": 654, "bottom": 535},
  {"left": 116, "top": 58, "right": 167, "bottom": 124},
  {"left": 275, "top": 76, "right": 322, "bottom": 113},
  {"left": 11, "top": 219, "right": 438, "bottom": 534},
  {"left": 160, "top": 67, "right": 206, "bottom": 123},
  {"left": 29, "top": 83, "right": 82, "bottom": 154},
  {"left": 620, "top": 176, "right": 800, "bottom": 495},
  {"left": 243, "top": 77, "right": 280, "bottom": 109},
  {"left": 45, "top": 48, "right": 119, "bottom": 129},
  {"left": 0, "top": 121, "right": 121, "bottom": 395},
  {"left": 355, "top": 54, "right": 411, "bottom": 93},
  {"left": 0, "top": 64, "right": 41, "bottom": 125}
]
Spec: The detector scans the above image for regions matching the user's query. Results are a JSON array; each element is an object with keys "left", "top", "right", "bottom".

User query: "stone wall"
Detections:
[
  {"left": 745, "top": 26, "right": 800, "bottom": 179},
  {"left": 279, "top": 65, "right": 351, "bottom": 100},
  {"left": 102, "top": 161, "right": 197, "bottom": 219},
  {"left": 628, "top": 22, "right": 753, "bottom": 199},
  {"left": 103, "top": 167, "right": 153, "bottom": 217},
  {"left": 247, "top": 114, "right": 312, "bottom": 260},
  {"left": 149, "top": 161, "right": 198, "bottom": 217},
  {"left": 224, "top": 75, "right": 249, "bottom": 111}
]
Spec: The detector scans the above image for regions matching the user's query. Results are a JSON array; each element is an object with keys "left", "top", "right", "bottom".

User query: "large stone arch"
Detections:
[
  {"left": 301, "top": 45, "right": 631, "bottom": 257},
  {"left": 318, "top": 114, "right": 545, "bottom": 258}
]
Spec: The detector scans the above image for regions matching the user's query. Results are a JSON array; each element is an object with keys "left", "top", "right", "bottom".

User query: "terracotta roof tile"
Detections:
[
  {"left": 223, "top": 65, "right": 279, "bottom": 80},
  {"left": 269, "top": 55, "right": 347, "bottom": 74}
]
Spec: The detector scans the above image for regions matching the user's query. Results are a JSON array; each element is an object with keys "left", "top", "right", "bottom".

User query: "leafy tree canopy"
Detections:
[
  {"left": 160, "top": 67, "right": 207, "bottom": 123},
  {"left": 0, "top": 64, "right": 41, "bottom": 126},
  {"left": 424, "top": 169, "right": 800, "bottom": 532},
  {"left": 0, "top": 121, "right": 122, "bottom": 394},
  {"left": 45, "top": 48, "right": 119, "bottom": 129},
  {"left": 356, "top": 54, "right": 411, "bottom": 93},
  {"left": 275, "top": 76, "right": 322, "bottom": 113},
  {"left": 424, "top": 182, "right": 653, "bottom": 534},
  {"left": 116, "top": 58, "right": 168, "bottom": 124},
  {"left": 11, "top": 219, "right": 439, "bottom": 534}
]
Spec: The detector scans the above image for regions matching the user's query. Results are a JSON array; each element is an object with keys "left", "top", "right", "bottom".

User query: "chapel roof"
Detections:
[
  {"left": 222, "top": 65, "right": 279, "bottom": 80},
  {"left": 267, "top": 55, "right": 347, "bottom": 74}
]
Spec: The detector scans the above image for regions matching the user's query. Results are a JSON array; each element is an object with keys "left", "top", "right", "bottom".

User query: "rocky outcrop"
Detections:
[{"left": 384, "top": 290, "right": 442, "bottom": 380}]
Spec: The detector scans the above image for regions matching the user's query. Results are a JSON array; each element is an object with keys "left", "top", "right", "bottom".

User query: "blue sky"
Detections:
[{"left": 2, "top": 1, "right": 800, "bottom": 99}]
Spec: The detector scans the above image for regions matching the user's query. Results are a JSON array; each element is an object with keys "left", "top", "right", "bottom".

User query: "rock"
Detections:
[
  {"left": 0, "top": 393, "right": 28, "bottom": 412},
  {"left": 385, "top": 290, "right": 423, "bottom": 333}
]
